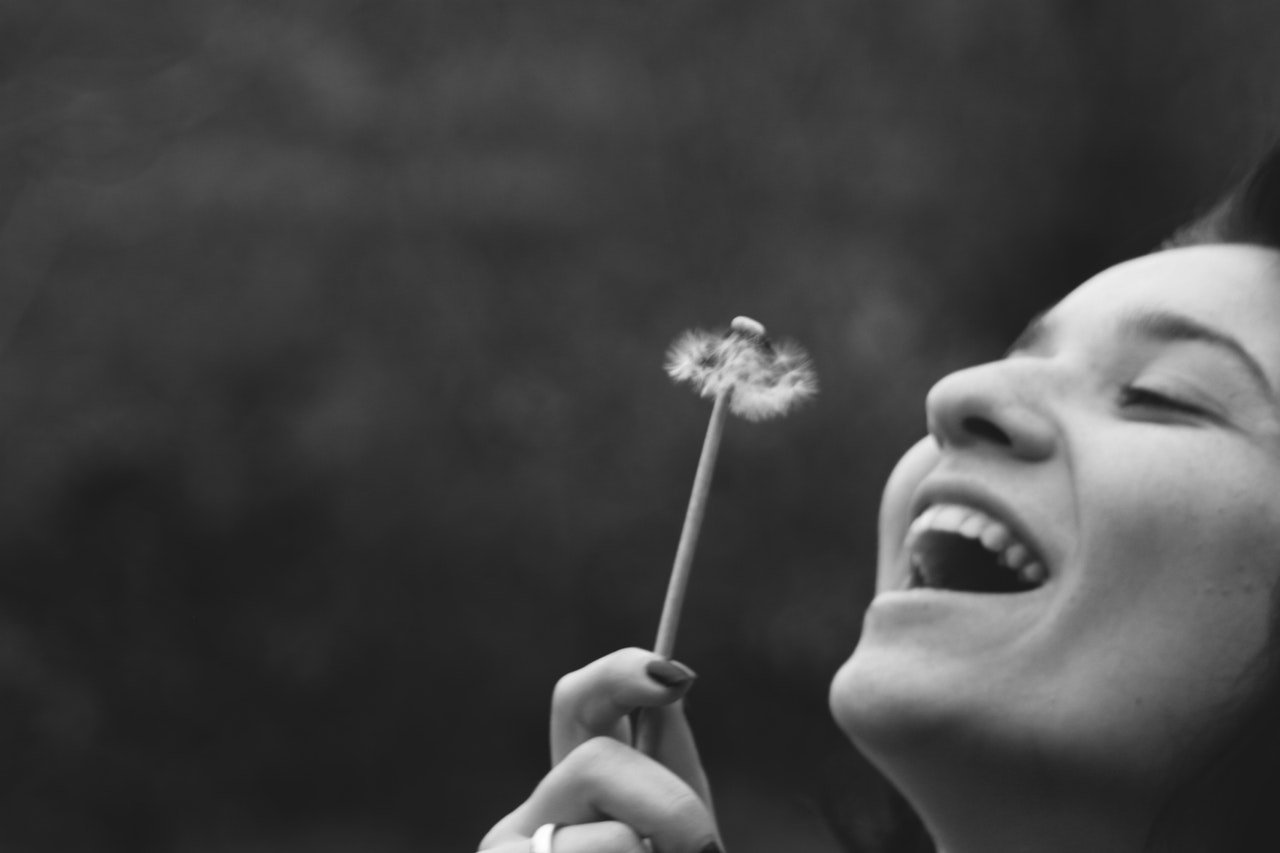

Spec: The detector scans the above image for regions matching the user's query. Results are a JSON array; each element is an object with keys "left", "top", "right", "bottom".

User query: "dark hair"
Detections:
[{"left": 1164, "top": 142, "right": 1280, "bottom": 251}]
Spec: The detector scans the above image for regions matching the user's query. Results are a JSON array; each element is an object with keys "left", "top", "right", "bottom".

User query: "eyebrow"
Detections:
[{"left": 1007, "top": 307, "right": 1275, "bottom": 395}]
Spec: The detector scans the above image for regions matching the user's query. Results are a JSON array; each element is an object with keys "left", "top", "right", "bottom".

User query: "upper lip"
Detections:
[{"left": 906, "top": 479, "right": 1054, "bottom": 580}]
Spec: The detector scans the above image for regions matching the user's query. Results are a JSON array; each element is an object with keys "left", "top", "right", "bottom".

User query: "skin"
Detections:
[
  {"left": 832, "top": 244, "right": 1280, "bottom": 851},
  {"left": 483, "top": 244, "right": 1280, "bottom": 853},
  {"left": 479, "top": 648, "right": 718, "bottom": 853}
]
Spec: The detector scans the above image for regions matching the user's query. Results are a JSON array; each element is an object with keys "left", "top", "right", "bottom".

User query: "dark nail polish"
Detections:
[
  {"left": 645, "top": 658, "right": 697, "bottom": 688},
  {"left": 699, "top": 842, "right": 723, "bottom": 853}
]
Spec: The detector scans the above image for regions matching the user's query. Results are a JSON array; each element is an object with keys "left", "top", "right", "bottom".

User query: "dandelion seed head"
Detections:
[{"left": 664, "top": 316, "right": 817, "bottom": 421}]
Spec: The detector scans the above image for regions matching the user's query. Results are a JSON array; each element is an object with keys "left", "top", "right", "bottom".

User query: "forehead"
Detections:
[{"left": 1043, "top": 245, "right": 1280, "bottom": 375}]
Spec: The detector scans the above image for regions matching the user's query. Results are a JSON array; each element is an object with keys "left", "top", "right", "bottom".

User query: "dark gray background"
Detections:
[{"left": 2, "top": 1, "right": 1280, "bottom": 851}]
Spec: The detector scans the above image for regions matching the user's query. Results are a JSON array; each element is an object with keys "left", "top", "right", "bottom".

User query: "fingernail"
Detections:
[
  {"left": 645, "top": 658, "right": 697, "bottom": 688},
  {"left": 699, "top": 842, "right": 723, "bottom": 853}
]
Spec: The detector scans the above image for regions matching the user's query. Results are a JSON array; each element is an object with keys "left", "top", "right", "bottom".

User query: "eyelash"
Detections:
[{"left": 1118, "top": 385, "right": 1204, "bottom": 416}]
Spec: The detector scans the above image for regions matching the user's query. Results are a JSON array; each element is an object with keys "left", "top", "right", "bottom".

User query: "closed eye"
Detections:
[{"left": 1118, "top": 385, "right": 1205, "bottom": 417}]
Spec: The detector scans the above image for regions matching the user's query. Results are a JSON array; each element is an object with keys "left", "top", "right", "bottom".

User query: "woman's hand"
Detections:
[
  {"left": 551, "top": 648, "right": 712, "bottom": 806},
  {"left": 478, "top": 648, "right": 720, "bottom": 852}
]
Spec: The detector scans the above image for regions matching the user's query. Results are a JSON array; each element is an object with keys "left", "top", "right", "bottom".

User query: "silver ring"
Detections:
[{"left": 530, "top": 823, "right": 560, "bottom": 853}]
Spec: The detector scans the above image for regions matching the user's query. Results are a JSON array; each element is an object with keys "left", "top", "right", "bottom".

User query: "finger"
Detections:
[
  {"left": 477, "top": 842, "right": 529, "bottom": 853},
  {"left": 552, "top": 648, "right": 696, "bottom": 763},
  {"left": 479, "top": 823, "right": 650, "bottom": 853},
  {"left": 636, "top": 701, "right": 713, "bottom": 809},
  {"left": 548, "top": 821, "right": 651, "bottom": 853},
  {"left": 487, "top": 737, "right": 720, "bottom": 853}
]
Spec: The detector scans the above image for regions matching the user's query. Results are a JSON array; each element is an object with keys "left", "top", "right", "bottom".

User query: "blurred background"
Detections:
[{"left": 3, "top": 0, "right": 1280, "bottom": 850}]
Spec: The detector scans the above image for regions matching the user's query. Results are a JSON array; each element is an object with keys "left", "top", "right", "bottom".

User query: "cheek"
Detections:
[
  {"left": 1026, "top": 580, "right": 1276, "bottom": 791},
  {"left": 1064, "top": 507, "right": 1280, "bottom": 704},
  {"left": 1075, "top": 436, "right": 1280, "bottom": 606},
  {"left": 1040, "top": 453, "right": 1280, "bottom": 773}
]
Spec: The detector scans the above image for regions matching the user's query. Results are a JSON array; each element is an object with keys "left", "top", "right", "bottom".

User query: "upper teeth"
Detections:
[{"left": 906, "top": 503, "right": 1047, "bottom": 585}]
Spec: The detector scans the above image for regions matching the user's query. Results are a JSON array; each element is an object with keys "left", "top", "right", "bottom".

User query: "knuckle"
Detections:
[
  {"left": 574, "top": 734, "right": 625, "bottom": 766},
  {"left": 552, "top": 670, "right": 586, "bottom": 712},
  {"left": 556, "top": 736, "right": 629, "bottom": 799},
  {"left": 552, "top": 648, "right": 644, "bottom": 715}
]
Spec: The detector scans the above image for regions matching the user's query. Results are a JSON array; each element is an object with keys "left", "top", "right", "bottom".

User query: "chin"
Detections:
[
  {"left": 829, "top": 641, "right": 965, "bottom": 763},
  {"left": 829, "top": 630, "right": 1041, "bottom": 779},
  {"left": 832, "top": 634, "right": 1183, "bottom": 816}
]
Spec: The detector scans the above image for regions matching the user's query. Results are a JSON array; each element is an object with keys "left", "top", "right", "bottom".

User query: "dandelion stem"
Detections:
[
  {"left": 637, "top": 316, "right": 814, "bottom": 756},
  {"left": 654, "top": 387, "right": 731, "bottom": 658},
  {"left": 635, "top": 387, "right": 731, "bottom": 756}
]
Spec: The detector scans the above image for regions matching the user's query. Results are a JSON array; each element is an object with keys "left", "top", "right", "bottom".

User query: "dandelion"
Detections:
[
  {"left": 635, "top": 316, "right": 816, "bottom": 754},
  {"left": 664, "top": 316, "right": 818, "bottom": 421},
  {"left": 653, "top": 316, "right": 817, "bottom": 656}
]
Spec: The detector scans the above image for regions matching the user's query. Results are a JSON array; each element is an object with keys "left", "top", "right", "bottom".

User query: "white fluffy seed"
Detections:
[{"left": 664, "top": 320, "right": 817, "bottom": 421}]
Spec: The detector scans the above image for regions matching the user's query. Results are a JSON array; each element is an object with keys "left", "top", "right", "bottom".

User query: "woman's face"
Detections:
[{"left": 832, "top": 245, "right": 1280, "bottom": 801}]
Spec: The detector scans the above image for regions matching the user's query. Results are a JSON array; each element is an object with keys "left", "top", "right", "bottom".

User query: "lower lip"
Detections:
[{"left": 863, "top": 585, "right": 1051, "bottom": 636}]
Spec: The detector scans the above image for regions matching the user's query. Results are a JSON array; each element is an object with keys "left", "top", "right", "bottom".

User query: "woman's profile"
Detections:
[{"left": 477, "top": 142, "right": 1280, "bottom": 853}]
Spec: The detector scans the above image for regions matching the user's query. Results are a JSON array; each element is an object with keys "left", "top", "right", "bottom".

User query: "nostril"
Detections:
[{"left": 962, "top": 415, "right": 1011, "bottom": 446}]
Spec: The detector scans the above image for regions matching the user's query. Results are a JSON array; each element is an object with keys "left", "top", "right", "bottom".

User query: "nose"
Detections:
[{"left": 925, "top": 361, "right": 1057, "bottom": 461}]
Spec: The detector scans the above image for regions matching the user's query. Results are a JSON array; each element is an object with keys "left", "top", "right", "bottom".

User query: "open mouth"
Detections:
[{"left": 905, "top": 503, "right": 1048, "bottom": 593}]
